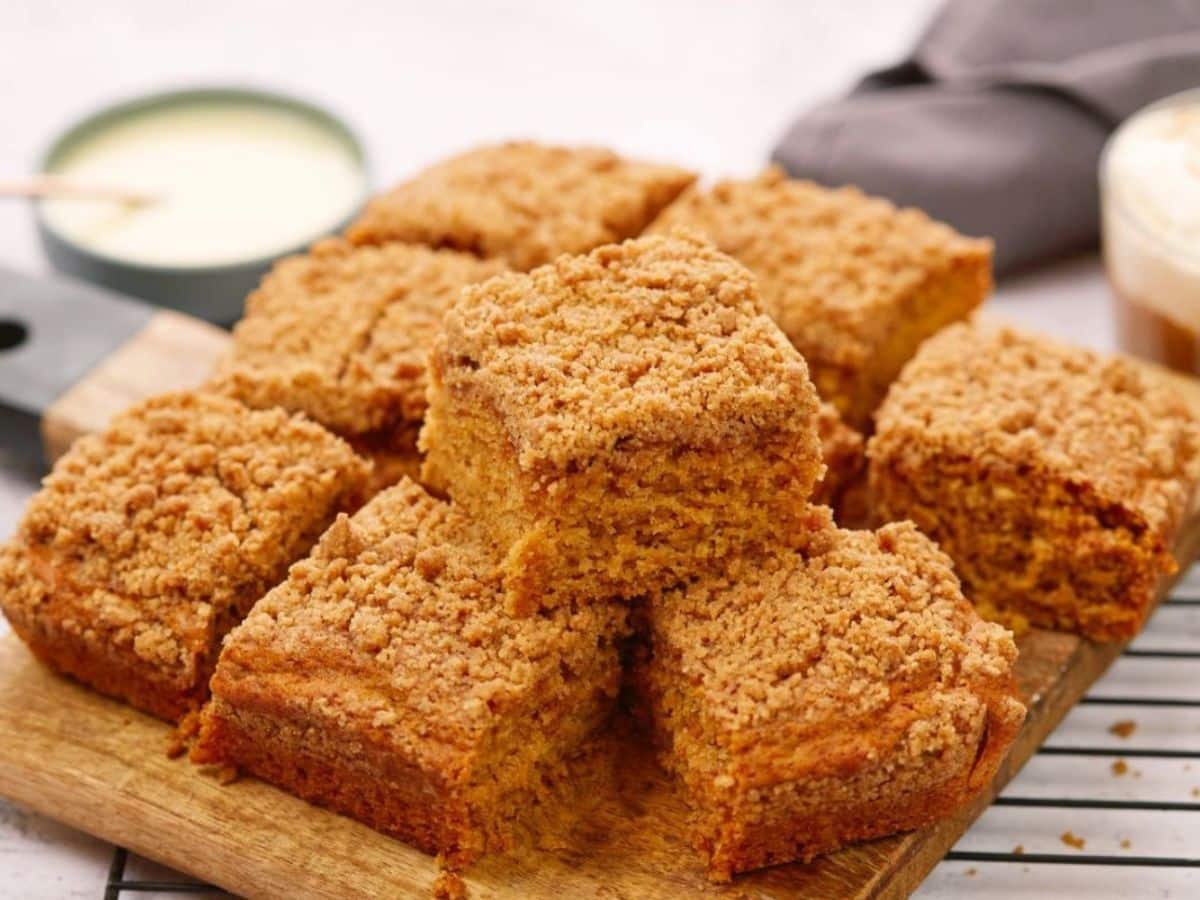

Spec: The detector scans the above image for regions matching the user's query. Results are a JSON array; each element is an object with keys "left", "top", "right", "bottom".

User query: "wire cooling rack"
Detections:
[
  {"left": 101, "top": 572, "right": 1200, "bottom": 898},
  {"left": 104, "top": 847, "right": 227, "bottom": 897}
]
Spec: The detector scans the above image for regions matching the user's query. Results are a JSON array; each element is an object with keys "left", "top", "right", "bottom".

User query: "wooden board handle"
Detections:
[{"left": 43, "top": 310, "right": 230, "bottom": 462}]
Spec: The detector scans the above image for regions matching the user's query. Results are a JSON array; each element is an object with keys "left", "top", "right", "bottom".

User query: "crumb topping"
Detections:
[
  {"left": 14, "top": 392, "right": 366, "bottom": 605},
  {"left": 347, "top": 142, "right": 695, "bottom": 271},
  {"left": 650, "top": 520, "right": 1018, "bottom": 734},
  {"left": 216, "top": 239, "right": 505, "bottom": 435},
  {"left": 218, "top": 479, "right": 627, "bottom": 749},
  {"left": 871, "top": 323, "right": 1200, "bottom": 537},
  {"left": 430, "top": 232, "right": 820, "bottom": 471},
  {"left": 649, "top": 166, "right": 991, "bottom": 366}
]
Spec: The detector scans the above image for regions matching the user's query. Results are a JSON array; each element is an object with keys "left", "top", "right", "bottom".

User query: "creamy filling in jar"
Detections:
[
  {"left": 40, "top": 97, "right": 366, "bottom": 268},
  {"left": 1103, "top": 92, "right": 1200, "bottom": 373}
]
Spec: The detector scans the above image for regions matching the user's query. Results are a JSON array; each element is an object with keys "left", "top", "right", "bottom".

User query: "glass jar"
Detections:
[{"left": 1101, "top": 89, "right": 1200, "bottom": 374}]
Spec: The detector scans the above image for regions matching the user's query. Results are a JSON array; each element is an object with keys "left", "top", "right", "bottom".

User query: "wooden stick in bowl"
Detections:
[{"left": 0, "top": 175, "right": 157, "bottom": 206}]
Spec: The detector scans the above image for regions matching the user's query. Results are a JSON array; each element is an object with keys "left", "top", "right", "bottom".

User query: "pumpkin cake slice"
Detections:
[
  {"left": 420, "top": 231, "right": 825, "bottom": 615},
  {"left": 649, "top": 166, "right": 992, "bottom": 427},
  {"left": 0, "top": 391, "right": 368, "bottom": 722},
  {"left": 869, "top": 323, "right": 1200, "bottom": 640},
  {"left": 636, "top": 514, "right": 1025, "bottom": 881},
  {"left": 193, "top": 478, "right": 628, "bottom": 867},
  {"left": 346, "top": 141, "right": 696, "bottom": 270},
  {"left": 215, "top": 238, "right": 506, "bottom": 489}
]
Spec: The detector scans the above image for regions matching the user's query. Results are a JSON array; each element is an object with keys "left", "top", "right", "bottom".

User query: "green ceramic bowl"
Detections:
[{"left": 34, "top": 86, "right": 370, "bottom": 326}]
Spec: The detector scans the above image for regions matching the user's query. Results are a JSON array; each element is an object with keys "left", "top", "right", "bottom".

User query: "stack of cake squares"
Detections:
[
  {"left": 18, "top": 140, "right": 1200, "bottom": 885},
  {"left": 197, "top": 221, "right": 1025, "bottom": 878}
]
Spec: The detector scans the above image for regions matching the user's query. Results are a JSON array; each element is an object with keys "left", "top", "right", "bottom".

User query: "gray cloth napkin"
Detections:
[{"left": 772, "top": 0, "right": 1200, "bottom": 274}]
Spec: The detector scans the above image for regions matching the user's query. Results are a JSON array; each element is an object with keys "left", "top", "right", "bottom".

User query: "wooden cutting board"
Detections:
[
  {"left": 0, "top": 572, "right": 1195, "bottom": 900},
  {"left": 2, "top": 269, "right": 1200, "bottom": 897}
]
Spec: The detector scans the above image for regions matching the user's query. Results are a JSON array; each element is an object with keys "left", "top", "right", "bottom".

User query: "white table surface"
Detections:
[{"left": 1, "top": 2, "right": 1195, "bottom": 897}]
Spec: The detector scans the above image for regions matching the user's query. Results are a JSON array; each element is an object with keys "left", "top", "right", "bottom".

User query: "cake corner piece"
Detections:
[
  {"left": 213, "top": 237, "right": 506, "bottom": 492},
  {"left": 192, "top": 477, "right": 628, "bottom": 866},
  {"left": 869, "top": 322, "right": 1200, "bottom": 640},
  {"left": 0, "top": 390, "right": 369, "bottom": 721},
  {"left": 637, "top": 517, "right": 1024, "bottom": 881},
  {"left": 419, "top": 230, "right": 826, "bottom": 615}
]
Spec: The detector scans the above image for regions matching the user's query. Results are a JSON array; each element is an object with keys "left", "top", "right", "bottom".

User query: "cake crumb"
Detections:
[
  {"left": 165, "top": 710, "right": 202, "bottom": 759},
  {"left": 1120, "top": 839, "right": 1132, "bottom": 849},
  {"left": 1112, "top": 759, "right": 1129, "bottom": 776},
  {"left": 1109, "top": 719, "right": 1137, "bottom": 738},
  {"left": 1060, "top": 831, "right": 1086, "bottom": 850},
  {"left": 1192, "top": 787, "right": 1199, "bottom": 798},
  {"left": 216, "top": 766, "right": 239, "bottom": 785},
  {"left": 432, "top": 869, "right": 467, "bottom": 900},
  {"left": 964, "top": 867, "right": 977, "bottom": 877},
  {"left": 1013, "top": 844, "right": 1025, "bottom": 855}
]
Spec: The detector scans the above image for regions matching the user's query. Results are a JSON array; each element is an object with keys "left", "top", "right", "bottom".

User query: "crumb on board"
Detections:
[
  {"left": 433, "top": 867, "right": 467, "bottom": 899},
  {"left": 1108, "top": 719, "right": 1137, "bottom": 738},
  {"left": 1060, "top": 831, "right": 1086, "bottom": 850},
  {"left": 964, "top": 867, "right": 977, "bottom": 877},
  {"left": 165, "top": 710, "right": 202, "bottom": 759},
  {"left": 1012, "top": 844, "right": 1025, "bottom": 855},
  {"left": 216, "top": 766, "right": 239, "bottom": 785},
  {"left": 1112, "top": 759, "right": 1129, "bottom": 776},
  {"left": 1120, "top": 839, "right": 1132, "bottom": 849},
  {"left": 1192, "top": 787, "right": 1200, "bottom": 798}
]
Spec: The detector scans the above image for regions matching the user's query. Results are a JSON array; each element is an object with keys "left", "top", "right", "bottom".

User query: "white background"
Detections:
[{"left": 2, "top": 2, "right": 1181, "bottom": 898}]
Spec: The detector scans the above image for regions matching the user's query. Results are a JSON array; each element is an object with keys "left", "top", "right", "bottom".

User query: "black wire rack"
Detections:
[
  {"left": 943, "top": 590, "right": 1200, "bottom": 876},
  {"left": 100, "top": 590, "right": 1200, "bottom": 897},
  {"left": 104, "top": 847, "right": 228, "bottom": 897}
]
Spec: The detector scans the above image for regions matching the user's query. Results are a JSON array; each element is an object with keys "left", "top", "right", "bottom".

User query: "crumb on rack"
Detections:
[
  {"left": 1109, "top": 719, "right": 1138, "bottom": 739},
  {"left": 964, "top": 868, "right": 977, "bottom": 877},
  {"left": 1013, "top": 844, "right": 1025, "bottom": 855},
  {"left": 1120, "top": 839, "right": 1132, "bottom": 849},
  {"left": 1060, "top": 831, "right": 1086, "bottom": 850},
  {"left": 1112, "top": 759, "right": 1129, "bottom": 776}
]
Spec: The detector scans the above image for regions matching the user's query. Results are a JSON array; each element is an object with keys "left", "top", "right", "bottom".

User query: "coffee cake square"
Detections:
[
  {"left": 215, "top": 239, "right": 506, "bottom": 489},
  {"left": 0, "top": 392, "right": 368, "bottom": 721},
  {"left": 347, "top": 141, "right": 696, "bottom": 271},
  {"left": 650, "top": 167, "right": 992, "bottom": 427},
  {"left": 419, "top": 232, "right": 825, "bottom": 615},
  {"left": 636, "top": 516, "right": 1024, "bottom": 881},
  {"left": 193, "top": 479, "right": 628, "bottom": 866},
  {"left": 869, "top": 323, "right": 1200, "bottom": 640}
]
